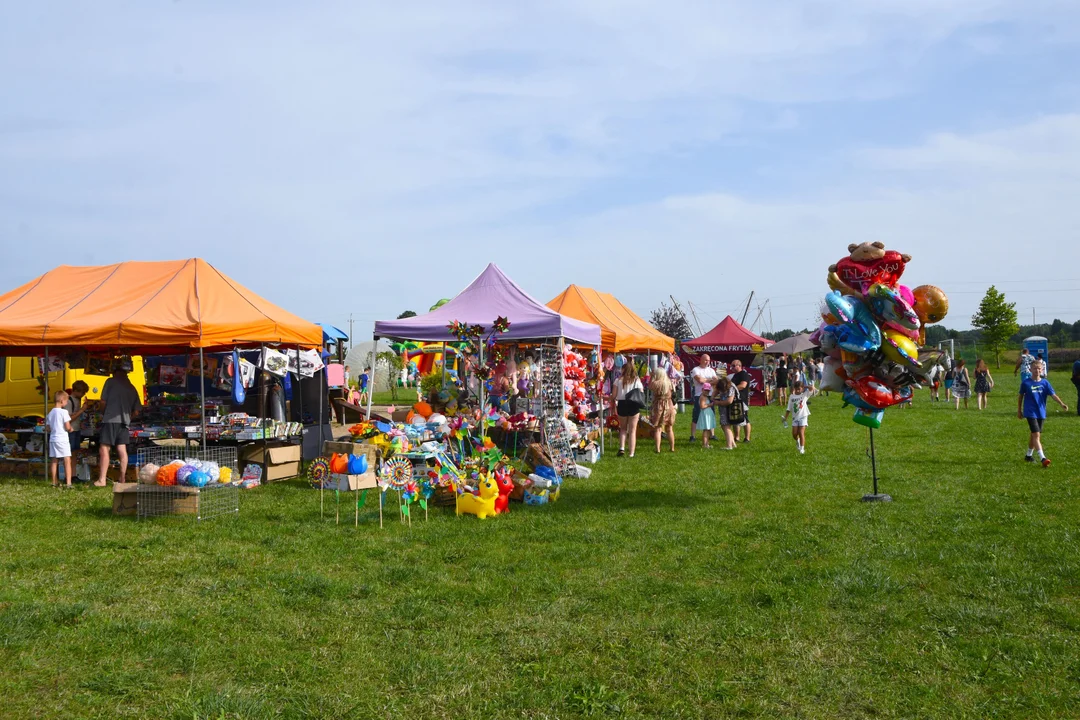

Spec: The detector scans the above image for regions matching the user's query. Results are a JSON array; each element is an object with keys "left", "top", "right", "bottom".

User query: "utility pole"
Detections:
[
  {"left": 1032, "top": 307, "right": 1035, "bottom": 325},
  {"left": 349, "top": 313, "right": 354, "bottom": 346},
  {"left": 740, "top": 291, "right": 755, "bottom": 325}
]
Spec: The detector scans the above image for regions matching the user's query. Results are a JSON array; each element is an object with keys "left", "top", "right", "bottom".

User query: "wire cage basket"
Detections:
[
  {"left": 137, "top": 483, "right": 239, "bottom": 521},
  {"left": 133, "top": 446, "right": 240, "bottom": 521},
  {"left": 134, "top": 445, "right": 239, "bottom": 475}
]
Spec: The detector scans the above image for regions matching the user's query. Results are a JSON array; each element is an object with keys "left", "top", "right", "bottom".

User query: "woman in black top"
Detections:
[{"left": 775, "top": 357, "right": 789, "bottom": 405}]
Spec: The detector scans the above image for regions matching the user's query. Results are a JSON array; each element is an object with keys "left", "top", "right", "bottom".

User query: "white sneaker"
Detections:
[{"left": 798, "top": 444, "right": 805, "bottom": 454}]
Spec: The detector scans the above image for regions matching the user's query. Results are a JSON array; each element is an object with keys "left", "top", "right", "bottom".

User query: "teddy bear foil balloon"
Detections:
[{"left": 814, "top": 241, "right": 949, "bottom": 428}]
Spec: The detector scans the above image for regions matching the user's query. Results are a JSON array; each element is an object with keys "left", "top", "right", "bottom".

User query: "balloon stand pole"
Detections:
[
  {"left": 862, "top": 428, "right": 892, "bottom": 502},
  {"left": 355, "top": 488, "right": 359, "bottom": 527}
]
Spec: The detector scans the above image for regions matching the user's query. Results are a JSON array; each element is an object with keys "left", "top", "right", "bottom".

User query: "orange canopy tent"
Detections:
[
  {"left": 0, "top": 259, "right": 322, "bottom": 353},
  {"left": 547, "top": 284, "right": 674, "bottom": 353}
]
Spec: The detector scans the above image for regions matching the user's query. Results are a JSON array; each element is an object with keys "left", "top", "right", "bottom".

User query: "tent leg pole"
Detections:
[
  {"left": 199, "top": 348, "right": 207, "bottom": 451},
  {"left": 43, "top": 348, "right": 50, "bottom": 478},
  {"left": 479, "top": 344, "right": 485, "bottom": 439},
  {"left": 296, "top": 345, "right": 304, "bottom": 427},
  {"left": 441, "top": 342, "right": 446, "bottom": 386},
  {"left": 365, "top": 337, "right": 377, "bottom": 421},
  {"left": 597, "top": 344, "right": 604, "bottom": 457}
]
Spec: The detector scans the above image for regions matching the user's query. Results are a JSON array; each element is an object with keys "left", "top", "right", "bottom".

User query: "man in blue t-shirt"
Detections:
[{"left": 1018, "top": 361, "right": 1068, "bottom": 467}]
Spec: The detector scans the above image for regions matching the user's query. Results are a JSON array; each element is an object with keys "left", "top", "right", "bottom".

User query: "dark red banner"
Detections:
[{"left": 678, "top": 352, "right": 768, "bottom": 407}]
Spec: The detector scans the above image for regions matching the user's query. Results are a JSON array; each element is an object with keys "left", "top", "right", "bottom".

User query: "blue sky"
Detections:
[{"left": 3, "top": 1, "right": 1080, "bottom": 340}]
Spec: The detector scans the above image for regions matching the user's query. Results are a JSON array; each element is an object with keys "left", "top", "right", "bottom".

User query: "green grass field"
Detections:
[{"left": 3, "top": 372, "right": 1079, "bottom": 718}]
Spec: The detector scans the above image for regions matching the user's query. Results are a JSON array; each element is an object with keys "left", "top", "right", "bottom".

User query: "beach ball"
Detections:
[
  {"left": 187, "top": 470, "right": 211, "bottom": 487},
  {"left": 138, "top": 464, "right": 159, "bottom": 484}
]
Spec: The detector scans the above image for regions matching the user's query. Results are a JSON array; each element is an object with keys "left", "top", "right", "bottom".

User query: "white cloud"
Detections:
[
  {"left": 539, "top": 112, "right": 1080, "bottom": 330},
  {"left": 1, "top": 1, "right": 1079, "bottom": 336}
]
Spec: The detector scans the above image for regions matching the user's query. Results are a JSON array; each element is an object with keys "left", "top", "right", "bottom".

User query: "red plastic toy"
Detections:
[{"left": 494, "top": 469, "right": 514, "bottom": 514}]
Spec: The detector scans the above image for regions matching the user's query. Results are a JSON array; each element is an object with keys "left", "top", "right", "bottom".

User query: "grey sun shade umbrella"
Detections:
[{"left": 762, "top": 333, "right": 817, "bottom": 355}]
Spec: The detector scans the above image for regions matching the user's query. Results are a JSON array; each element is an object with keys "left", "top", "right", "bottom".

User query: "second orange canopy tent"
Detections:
[{"left": 547, "top": 284, "right": 674, "bottom": 354}]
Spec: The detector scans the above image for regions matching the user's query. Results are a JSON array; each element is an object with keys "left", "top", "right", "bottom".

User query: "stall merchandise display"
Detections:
[
  {"left": 344, "top": 412, "right": 570, "bottom": 527},
  {"left": 538, "top": 345, "right": 577, "bottom": 478}
]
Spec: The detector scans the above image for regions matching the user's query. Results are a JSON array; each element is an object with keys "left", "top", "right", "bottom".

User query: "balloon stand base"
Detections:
[{"left": 861, "top": 493, "right": 892, "bottom": 503}]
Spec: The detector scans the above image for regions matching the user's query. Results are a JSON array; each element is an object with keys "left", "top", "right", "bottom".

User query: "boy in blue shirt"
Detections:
[{"left": 1018, "top": 361, "right": 1068, "bottom": 467}]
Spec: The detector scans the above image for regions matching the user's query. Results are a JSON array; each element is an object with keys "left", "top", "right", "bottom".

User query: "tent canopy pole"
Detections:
[
  {"left": 365, "top": 337, "right": 378, "bottom": 421},
  {"left": 43, "top": 347, "right": 50, "bottom": 471},
  {"left": 199, "top": 347, "right": 207, "bottom": 451}
]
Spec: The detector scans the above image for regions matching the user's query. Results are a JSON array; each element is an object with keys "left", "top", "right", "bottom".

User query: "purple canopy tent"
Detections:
[
  {"left": 366, "top": 264, "right": 604, "bottom": 451},
  {"left": 373, "top": 263, "right": 601, "bottom": 344}
]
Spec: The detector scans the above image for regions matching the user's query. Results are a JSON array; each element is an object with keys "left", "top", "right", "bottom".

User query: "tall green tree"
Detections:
[{"left": 971, "top": 286, "right": 1019, "bottom": 368}]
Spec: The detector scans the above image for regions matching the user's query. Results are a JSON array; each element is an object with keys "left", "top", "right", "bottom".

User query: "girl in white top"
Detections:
[
  {"left": 611, "top": 362, "right": 644, "bottom": 457},
  {"left": 783, "top": 380, "right": 817, "bottom": 455}
]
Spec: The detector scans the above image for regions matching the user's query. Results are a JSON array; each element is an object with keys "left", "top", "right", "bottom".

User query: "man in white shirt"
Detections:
[{"left": 689, "top": 354, "right": 717, "bottom": 441}]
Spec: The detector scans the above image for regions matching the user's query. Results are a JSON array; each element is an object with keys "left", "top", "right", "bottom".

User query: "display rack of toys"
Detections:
[
  {"left": 342, "top": 408, "right": 569, "bottom": 528},
  {"left": 814, "top": 241, "right": 949, "bottom": 501},
  {"left": 538, "top": 345, "right": 577, "bottom": 477}
]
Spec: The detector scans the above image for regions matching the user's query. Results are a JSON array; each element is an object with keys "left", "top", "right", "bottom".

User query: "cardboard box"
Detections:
[
  {"left": 106, "top": 466, "right": 138, "bottom": 483},
  {"left": 240, "top": 443, "right": 301, "bottom": 482},
  {"left": 322, "top": 441, "right": 379, "bottom": 491},
  {"left": 112, "top": 483, "right": 139, "bottom": 516},
  {"left": 135, "top": 484, "right": 201, "bottom": 515}
]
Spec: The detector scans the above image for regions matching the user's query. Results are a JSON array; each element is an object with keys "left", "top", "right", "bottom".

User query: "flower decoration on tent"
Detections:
[
  {"left": 447, "top": 321, "right": 485, "bottom": 342},
  {"left": 491, "top": 316, "right": 510, "bottom": 334}
]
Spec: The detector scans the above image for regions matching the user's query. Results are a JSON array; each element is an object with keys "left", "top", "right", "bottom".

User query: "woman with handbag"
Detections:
[{"left": 613, "top": 362, "right": 645, "bottom": 457}]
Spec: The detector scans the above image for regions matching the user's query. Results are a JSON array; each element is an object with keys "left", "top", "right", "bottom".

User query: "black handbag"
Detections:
[
  {"left": 624, "top": 387, "right": 646, "bottom": 412},
  {"left": 727, "top": 395, "right": 746, "bottom": 424}
]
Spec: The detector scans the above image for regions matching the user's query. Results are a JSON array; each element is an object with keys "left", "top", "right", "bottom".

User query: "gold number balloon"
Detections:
[{"left": 912, "top": 285, "right": 949, "bottom": 324}]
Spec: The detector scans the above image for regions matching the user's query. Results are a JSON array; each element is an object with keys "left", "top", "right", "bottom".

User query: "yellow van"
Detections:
[{"left": 0, "top": 356, "right": 146, "bottom": 420}]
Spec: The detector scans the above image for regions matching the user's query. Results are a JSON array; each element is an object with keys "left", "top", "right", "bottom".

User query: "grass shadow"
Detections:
[{"left": 556, "top": 487, "right": 714, "bottom": 514}]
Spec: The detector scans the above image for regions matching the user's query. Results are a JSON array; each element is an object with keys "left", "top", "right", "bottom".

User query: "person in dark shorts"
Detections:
[
  {"left": 775, "top": 357, "right": 789, "bottom": 406},
  {"left": 1018, "top": 361, "right": 1067, "bottom": 467},
  {"left": 94, "top": 365, "right": 142, "bottom": 486}
]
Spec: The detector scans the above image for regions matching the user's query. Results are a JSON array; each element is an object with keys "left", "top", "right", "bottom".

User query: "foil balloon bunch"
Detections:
[{"left": 812, "top": 242, "right": 949, "bottom": 428}]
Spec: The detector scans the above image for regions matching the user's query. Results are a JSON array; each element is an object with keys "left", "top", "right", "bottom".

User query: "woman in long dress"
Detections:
[
  {"left": 649, "top": 369, "right": 677, "bottom": 453},
  {"left": 973, "top": 358, "right": 994, "bottom": 410}
]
